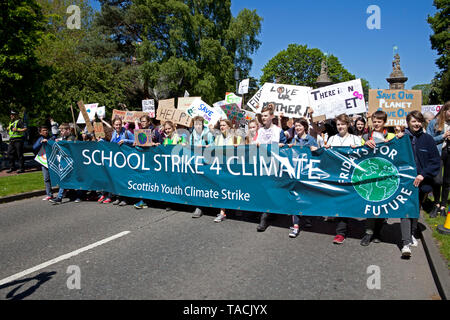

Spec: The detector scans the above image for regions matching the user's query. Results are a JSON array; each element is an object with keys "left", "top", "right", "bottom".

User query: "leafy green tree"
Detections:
[
  {"left": 259, "top": 44, "right": 370, "bottom": 101},
  {"left": 411, "top": 84, "right": 432, "bottom": 105},
  {"left": 428, "top": 0, "right": 449, "bottom": 103},
  {"left": 96, "top": 0, "right": 262, "bottom": 105},
  {"left": 0, "top": 0, "right": 48, "bottom": 125}
]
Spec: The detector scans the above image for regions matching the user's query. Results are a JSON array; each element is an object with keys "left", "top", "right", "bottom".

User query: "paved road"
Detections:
[{"left": 0, "top": 196, "right": 440, "bottom": 300}]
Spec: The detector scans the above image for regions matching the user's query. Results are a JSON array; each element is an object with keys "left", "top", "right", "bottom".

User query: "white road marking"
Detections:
[{"left": 0, "top": 231, "right": 130, "bottom": 286}]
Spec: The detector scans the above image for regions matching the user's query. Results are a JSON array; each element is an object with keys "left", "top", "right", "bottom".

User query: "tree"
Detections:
[
  {"left": 0, "top": 0, "right": 48, "bottom": 125},
  {"left": 411, "top": 84, "right": 432, "bottom": 105},
  {"left": 260, "top": 44, "right": 370, "bottom": 100},
  {"left": 428, "top": 0, "right": 449, "bottom": 103},
  {"left": 32, "top": 0, "right": 140, "bottom": 125},
  {"left": 95, "top": 0, "right": 263, "bottom": 105}
]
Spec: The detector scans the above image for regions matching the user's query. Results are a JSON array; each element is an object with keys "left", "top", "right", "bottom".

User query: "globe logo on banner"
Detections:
[
  {"left": 47, "top": 143, "right": 74, "bottom": 181},
  {"left": 351, "top": 157, "right": 400, "bottom": 202}
]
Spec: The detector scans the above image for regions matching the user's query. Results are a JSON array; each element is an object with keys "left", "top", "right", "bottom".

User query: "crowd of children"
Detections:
[{"left": 33, "top": 101, "right": 450, "bottom": 257}]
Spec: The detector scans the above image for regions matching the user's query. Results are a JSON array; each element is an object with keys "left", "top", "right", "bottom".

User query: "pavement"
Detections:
[{"left": 0, "top": 194, "right": 445, "bottom": 300}]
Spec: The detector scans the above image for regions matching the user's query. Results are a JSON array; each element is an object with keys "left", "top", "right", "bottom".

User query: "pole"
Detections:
[{"left": 70, "top": 104, "right": 78, "bottom": 138}]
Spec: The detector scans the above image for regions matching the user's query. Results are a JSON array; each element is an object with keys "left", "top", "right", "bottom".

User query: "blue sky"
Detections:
[{"left": 90, "top": 0, "right": 439, "bottom": 90}]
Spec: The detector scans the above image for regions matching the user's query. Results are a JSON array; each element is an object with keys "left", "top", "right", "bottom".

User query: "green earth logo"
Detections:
[
  {"left": 138, "top": 133, "right": 148, "bottom": 145},
  {"left": 351, "top": 157, "right": 400, "bottom": 202}
]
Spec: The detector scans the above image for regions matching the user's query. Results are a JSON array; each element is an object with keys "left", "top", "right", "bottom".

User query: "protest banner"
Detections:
[
  {"left": 186, "top": 99, "right": 225, "bottom": 126},
  {"left": 225, "top": 92, "right": 243, "bottom": 108},
  {"left": 308, "top": 79, "right": 367, "bottom": 119},
  {"left": 112, "top": 109, "right": 126, "bottom": 122},
  {"left": 177, "top": 97, "right": 201, "bottom": 111},
  {"left": 76, "top": 103, "right": 98, "bottom": 124},
  {"left": 369, "top": 89, "right": 422, "bottom": 126},
  {"left": 252, "top": 83, "right": 311, "bottom": 117},
  {"left": 238, "top": 79, "right": 249, "bottom": 95},
  {"left": 34, "top": 146, "right": 47, "bottom": 168},
  {"left": 46, "top": 137, "right": 419, "bottom": 219},
  {"left": 93, "top": 122, "right": 105, "bottom": 139},
  {"left": 77, "top": 101, "right": 94, "bottom": 133},
  {"left": 246, "top": 84, "right": 268, "bottom": 113},
  {"left": 158, "top": 98, "right": 175, "bottom": 109},
  {"left": 133, "top": 111, "right": 148, "bottom": 122},
  {"left": 421, "top": 105, "right": 443, "bottom": 116},
  {"left": 96, "top": 106, "right": 106, "bottom": 118},
  {"left": 142, "top": 99, "right": 155, "bottom": 118},
  {"left": 157, "top": 105, "right": 192, "bottom": 127},
  {"left": 220, "top": 103, "right": 245, "bottom": 125},
  {"left": 123, "top": 111, "right": 135, "bottom": 123},
  {"left": 134, "top": 129, "right": 153, "bottom": 147}
]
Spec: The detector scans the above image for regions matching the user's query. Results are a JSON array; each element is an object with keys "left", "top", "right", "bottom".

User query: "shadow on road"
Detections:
[{"left": 0, "top": 271, "right": 56, "bottom": 300}]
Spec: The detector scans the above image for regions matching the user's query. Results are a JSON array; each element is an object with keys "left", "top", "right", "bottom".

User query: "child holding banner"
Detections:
[
  {"left": 360, "top": 111, "right": 399, "bottom": 246},
  {"left": 286, "top": 118, "right": 318, "bottom": 238},
  {"left": 162, "top": 121, "right": 186, "bottom": 145},
  {"left": 245, "top": 120, "right": 259, "bottom": 145},
  {"left": 189, "top": 116, "right": 214, "bottom": 218},
  {"left": 107, "top": 117, "right": 134, "bottom": 206},
  {"left": 400, "top": 111, "right": 440, "bottom": 257},
  {"left": 426, "top": 101, "right": 450, "bottom": 218},
  {"left": 212, "top": 119, "right": 243, "bottom": 223},
  {"left": 324, "top": 114, "right": 363, "bottom": 244},
  {"left": 49, "top": 123, "right": 76, "bottom": 205},
  {"left": 33, "top": 125, "right": 55, "bottom": 201},
  {"left": 256, "top": 104, "right": 283, "bottom": 231}
]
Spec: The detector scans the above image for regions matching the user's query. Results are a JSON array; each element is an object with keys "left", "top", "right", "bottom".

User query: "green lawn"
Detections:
[
  {"left": 423, "top": 212, "right": 450, "bottom": 269},
  {"left": 0, "top": 171, "right": 45, "bottom": 197}
]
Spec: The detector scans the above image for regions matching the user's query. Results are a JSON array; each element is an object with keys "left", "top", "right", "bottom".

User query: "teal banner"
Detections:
[{"left": 46, "top": 137, "right": 419, "bottom": 218}]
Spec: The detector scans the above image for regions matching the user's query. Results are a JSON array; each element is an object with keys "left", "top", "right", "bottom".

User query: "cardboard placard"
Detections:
[
  {"left": 134, "top": 129, "right": 153, "bottom": 147},
  {"left": 308, "top": 79, "right": 367, "bottom": 119},
  {"left": 157, "top": 106, "right": 192, "bottom": 127},
  {"left": 123, "top": 111, "right": 135, "bottom": 123},
  {"left": 158, "top": 98, "right": 175, "bottom": 109},
  {"left": 177, "top": 97, "right": 201, "bottom": 111},
  {"left": 112, "top": 109, "right": 126, "bottom": 122},
  {"left": 368, "top": 89, "right": 422, "bottom": 126},
  {"left": 93, "top": 122, "right": 105, "bottom": 138},
  {"left": 246, "top": 84, "right": 268, "bottom": 113},
  {"left": 77, "top": 101, "right": 94, "bottom": 133}
]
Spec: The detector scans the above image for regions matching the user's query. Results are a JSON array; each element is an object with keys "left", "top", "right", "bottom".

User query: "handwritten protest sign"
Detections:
[
  {"left": 77, "top": 101, "right": 94, "bottom": 133},
  {"left": 225, "top": 92, "right": 242, "bottom": 109},
  {"left": 76, "top": 103, "right": 98, "bottom": 124},
  {"left": 308, "top": 79, "right": 367, "bottom": 119},
  {"left": 186, "top": 99, "right": 225, "bottom": 126},
  {"left": 134, "top": 129, "right": 153, "bottom": 147},
  {"left": 246, "top": 84, "right": 268, "bottom": 112},
  {"left": 252, "top": 83, "right": 311, "bottom": 117},
  {"left": 142, "top": 99, "right": 155, "bottom": 118},
  {"left": 112, "top": 109, "right": 126, "bottom": 122},
  {"left": 96, "top": 106, "right": 106, "bottom": 118},
  {"left": 238, "top": 79, "right": 249, "bottom": 95},
  {"left": 93, "top": 122, "right": 105, "bottom": 139},
  {"left": 220, "top": 103, "right": 245, "bottom": 125},
  {"left": 157, "top": 105, "right": 192, "bottom": 127},
  {"left": 124, "top": 111, "right": 135, "bottom": 123},
  {"left": 422, "top": 105, "right": 443, "bottom": 116},
  {"left": 177, "top": 97, "right": 201, "bottom": 111},
  {"left": 369, "top": 89, "right": 422, "bottom": 126},
  {"left": 158, "top": 98, "right": 175, "bottom": 109}
]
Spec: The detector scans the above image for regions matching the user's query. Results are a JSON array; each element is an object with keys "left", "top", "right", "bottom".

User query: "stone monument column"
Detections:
[{"left": 386, "top": 53, "right": 408, "bottom": 90}]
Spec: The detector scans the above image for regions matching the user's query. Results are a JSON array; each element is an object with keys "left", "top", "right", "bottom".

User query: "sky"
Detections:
[{"left": 90, "top": 0, "right": 439, "bottom": 90}]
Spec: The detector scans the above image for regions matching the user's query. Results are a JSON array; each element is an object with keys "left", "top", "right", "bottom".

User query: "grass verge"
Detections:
[{"left": 0, "top": 171, "right": 44, "bottom": 197}]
